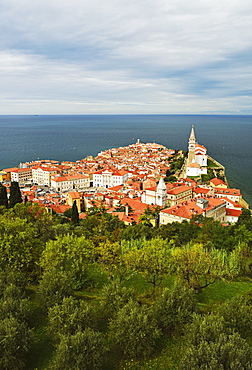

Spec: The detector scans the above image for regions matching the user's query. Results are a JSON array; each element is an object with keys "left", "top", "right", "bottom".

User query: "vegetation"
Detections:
[{"left": 0, "top": 202, "right": 252, "bottom": 369}]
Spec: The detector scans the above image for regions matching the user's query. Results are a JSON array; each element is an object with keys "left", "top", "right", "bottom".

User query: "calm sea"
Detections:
[{"left": 0, "top": 115, "right": 251, "bottom": 206}]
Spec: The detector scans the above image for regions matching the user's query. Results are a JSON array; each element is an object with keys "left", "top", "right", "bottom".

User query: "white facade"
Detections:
[
  {"left": 11, "top": 168, "right": 32, "bottom": 183},
  {"left": 51, "top": 174, "right": 90, "bottom": 192},
  {"left": 32, "top": 167, "right": 58, "bottom": 186},
  {"left": 93, "top": 170, "right": 128, "bottom": 188}
]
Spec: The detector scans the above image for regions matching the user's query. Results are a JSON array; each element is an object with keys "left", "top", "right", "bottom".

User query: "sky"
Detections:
[{"left": 1, "top": 0, "right": 252, "bottom": 115}]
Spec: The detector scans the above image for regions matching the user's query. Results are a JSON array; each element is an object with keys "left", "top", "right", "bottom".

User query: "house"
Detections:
[
  {"left": 210, "top": 178, "right": 228, "bottom": 189},
  {"left": 10, "top": 168, "right": 33, "bottom": 184},
  {"left": 32, "top": 166, "right": 59, "bottom": 186},
  {"left": 51, "top": 174, "right": 90, "bottom": 192},
  {"left": 166, "top": 185, "right": 193, "bottom": 206},
  {"left": 160, "top": 197, "right": 226, "bottom": 225},
  {"left": 93, "top": 169, "right": 128, "bottom": 188}
]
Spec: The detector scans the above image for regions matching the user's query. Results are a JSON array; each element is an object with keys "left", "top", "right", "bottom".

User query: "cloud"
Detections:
[{"left": 0, "top": 0, "right": 252, "bottom": 113}]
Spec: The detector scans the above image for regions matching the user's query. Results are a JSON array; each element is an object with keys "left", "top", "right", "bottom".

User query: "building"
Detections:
[
  {"left": 93, "top": 169, "right": 128, "bottom": 188},
  {"left": 186, "top": 126, "right": 208, "bottom": 177},
  {"left": 166, "top": 185, "right": 193, "bottom": 206},
  {"left": 51, "top": 174, "right": 90, "bottom": 192},
  {"left": 32, "top": 166, "right": 59, "bottom": 186},
  {"left": 10, "top": 168, "right": 33, "bottom": 183},
  {"left": 141, "top": 177, "right": 167, "bottom": 207},
  {"left": 160, "top": 197, "right": 226, "bottom": 225}
]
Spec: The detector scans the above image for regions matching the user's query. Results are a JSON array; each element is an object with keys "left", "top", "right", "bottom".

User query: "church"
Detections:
[{"left": 186, "top": 125, "right": 208, "bottom": 177}]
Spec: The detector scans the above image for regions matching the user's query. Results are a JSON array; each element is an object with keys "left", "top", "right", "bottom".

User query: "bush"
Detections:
[
  {"left": 38, "top": 268, "right": 73, "bottom": 309},
  {"left": 48, "top": 296, "right": 96, "bottom": 339},
  {"left": 109, "top": 299, "right": 160, "bottom": 359},
  {"left": 99, "top": 282, "right": 136, "bottom": 320},
  {"left": 50, "top": 328, "right": 107, "bottom": 370},
  {"left": 153, "top": 283, "right": 197, "bottom": 333}
]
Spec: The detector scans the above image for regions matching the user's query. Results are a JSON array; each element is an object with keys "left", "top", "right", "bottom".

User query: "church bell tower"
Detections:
[{"left": 188, "top": 125, "right": 196, "bottom": 164}]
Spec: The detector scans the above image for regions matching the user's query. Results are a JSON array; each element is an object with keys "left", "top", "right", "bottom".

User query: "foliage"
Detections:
[
  {"left": 153, "top": 283, "right": 197, "bottom": 333},
  {"left": 0, "top": 316, "right": 34, "bottom": 370},
  {"left": 180, "top": 314, "right": 252, "bottom": 369},
  {"left": 9, "top": 181, "right": 22, "bottom": 208},
  {"left": 50, "top": 328, "right": 107, "bottom": 370},
  {"left": 124, "top": 238, "right": 172, "bottom": 293},
  {"left": 171, "top": 243, "right": 236, "bottom": 291},
  {"left": 38, "top": 268, "right": 73, "bottom": 309},
  {"left": 48, "top": 296, "right": 96, "bottom": 339},
  {"left": 0, "top": 183, "right": 8, "bottom": 208},
  {"left": 216, "top": 294, "right": 252, "bottom": 338},
  {"left": 40, "top": 234, "right": 94, "bottom": 289},
  {"left": 95, "top": 240, "right": 129, "bottom": 282},
  {"left": 109, "top": 299, "right": 160, "bottom": 359},
  {"left": 99, "top": 281, "right": 136, "bottom": 319},
  {"left": 0, "top": 215, "right": 42, "bottom": 277}
]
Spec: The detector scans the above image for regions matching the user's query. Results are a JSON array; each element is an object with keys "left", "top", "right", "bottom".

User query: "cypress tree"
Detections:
[
  {"left": 71, "top": 200, "right": 79, "bottom": 225},
  {"left": 0, "top": 183, "right": 8, "bottom": 208},
  {"left": 9, "top": 181, "right": 22, "bottom": 208}
]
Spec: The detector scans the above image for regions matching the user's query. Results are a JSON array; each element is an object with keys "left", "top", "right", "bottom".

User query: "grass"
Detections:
[
  {"left": 207, "top": 158, "right": 221, "bottom": 168},
  {"left": 196, "top": 278, "right": 252, "bottom": 312}
]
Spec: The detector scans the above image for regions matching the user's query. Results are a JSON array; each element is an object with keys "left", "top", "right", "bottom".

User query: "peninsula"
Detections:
[{"left": 0, "top": 126, "right": 249, "bottom": 224}]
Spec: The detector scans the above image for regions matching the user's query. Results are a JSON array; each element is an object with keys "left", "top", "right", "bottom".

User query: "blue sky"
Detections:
[{"left": 1, "top": 0, "right": 252, "bottom": 114}]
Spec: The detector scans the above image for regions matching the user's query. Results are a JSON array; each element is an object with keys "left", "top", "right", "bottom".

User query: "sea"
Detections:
[{"left": 0, "top": 115, "right": 251, "bottom": 207}]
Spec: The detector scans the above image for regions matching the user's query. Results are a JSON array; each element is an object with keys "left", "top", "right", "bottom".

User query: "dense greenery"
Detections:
[{"left": 0, "top": 202, "right": 252, "bottom": 369}]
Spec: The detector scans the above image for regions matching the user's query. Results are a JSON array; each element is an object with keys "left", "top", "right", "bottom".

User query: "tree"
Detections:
[
  {"left": 50, "top": 328, "right": 107, "bottom": 370},
  {"left": 216, "top": 295, "right": 252, "bottom": 339},
  {"left": 109, "top": 299, "right": 160, "bottom": 359},
  {"left": 153, "top": 283, "right": 197, "bottom": 333},
  {"left": 48, "top": 296, "right": 95, "bottom": 339},
  {"left": 38, "top": 268, "right": 73, "bottom": 309},
  {"left": 180, "top": 315, "right": 252, "bottom": 369},
  {"left": 0, "top": 215, "right": 42, "bottom": 277},
  {"left": 40, "top": 234, "right": 94, "bottom": 289},
  {"left": 172, "top": 243, "right": 236, "bottom": 291},
  {"left": 124, "top": 238, "right": 171, "bottom": 294},
  {"left": 0, "top": 184, "right": 8, "bottom": 208},
  {"left": 9, "top": 181, "right": 22, "bottom": 208},
  {"left": 99, "top": 281, "right": 136, "bottom": 320},
  {"left": 71, "top": 200, "right": 79, "bottom": 225},
  {"left": 95, "top": 241, "right": 128, "bottom": 282},
  {"left": 0, "top": 316, "right": 34, "bottom": 370}
]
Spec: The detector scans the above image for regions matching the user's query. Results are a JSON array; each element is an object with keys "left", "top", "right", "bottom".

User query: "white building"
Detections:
[
  {"left": 51, "top": 174, "right": 90, "bottom": 192},
  {"left": 11, "top": 168, "right": 33, "bottom": 183},
  {"left": 186, "top": 126, "right": 208, "bottom": 177},
  {"left": 93, "top": 169, "right": 128, "bottom": 188},
  {"left": 32, "top": 166, "right": 59, "bottom": 186},
  {"left": 141, "top": 177, "right": 167, "bottom": 207}
]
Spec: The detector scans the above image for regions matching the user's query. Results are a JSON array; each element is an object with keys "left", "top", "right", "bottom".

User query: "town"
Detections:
[{"left": 0, "top": 126, "right": 249, "bottom": 225}]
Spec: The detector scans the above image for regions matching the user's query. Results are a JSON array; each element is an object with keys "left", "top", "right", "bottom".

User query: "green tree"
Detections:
[
  {"left": 109, "top": 299, "right": 160, "bottom": 359},
  {"left": 153, "top": 283, "right": 197, "bottom": 333},
  {"left": 38, "top": 268, "right": 73, "bottom": 309},
  {"left": 216, "top": 295, "right": 252, "bottom": 339},
  {"left": 71, "top": 200, "right": 79, "bottom": 225},
  {"left": 0, "top": 215, "right": 42, "bottom": 277},
  {"left": 125, "top": 238, "right": 171, "bottom": 294},
  {"left": 9, "top": 181, "right": 22, "bottom": 208},
  {"left": 172, "top": 243, "right": 236, "bottom": 291},
  {"left": 48, "top": 296, "right": 95, "bottom": 339},
  {"left": 0, "top": 316, "right": 33, "bottom": 370},
  {"left": 99, "top": 281, "right": 136, "bottom": 320},
  {"left": 50, "top": 328, "right": 107, "bottom": 370},
  {"left": 95, "top": 240, "right": 128, "bottom": 282},
  {"left": 40, "top": 234, "right": 94, "bottom": 289},
  {"left": 0, "top": 184, "right": 8, "bottom": 208},
  {"left": 180, "top": 315, "right": 252, "bottom": 370}
]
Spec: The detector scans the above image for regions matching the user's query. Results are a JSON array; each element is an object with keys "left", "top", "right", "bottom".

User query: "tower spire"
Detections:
[{"left": 188, "top": 125, "right": 196, "bottom": 164}]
